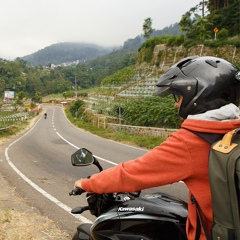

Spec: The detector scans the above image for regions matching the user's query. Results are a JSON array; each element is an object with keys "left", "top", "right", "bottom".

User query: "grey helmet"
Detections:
[{"left": 156, "top": 56, "right": 240, "bottom": 119}]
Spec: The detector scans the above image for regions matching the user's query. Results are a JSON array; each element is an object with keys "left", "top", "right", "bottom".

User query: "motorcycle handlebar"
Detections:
[{"left": 69, "top": 187, "right": 85, "bottom": 196}]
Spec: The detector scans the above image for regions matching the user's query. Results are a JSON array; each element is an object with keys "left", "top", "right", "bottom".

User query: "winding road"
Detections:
[{"left": 0, "top": 105, "right": 188, "bottom": 236}]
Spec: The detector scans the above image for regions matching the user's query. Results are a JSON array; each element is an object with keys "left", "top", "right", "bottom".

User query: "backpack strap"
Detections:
[
  {"left": 191, "top": 195, "right": 211, "bottom": 240},
  {"left": 182, "top": 128, "right": 224, "bottom": 240},
  {"left": 184, "top": 129, "right": 223, "bottom": 145}
]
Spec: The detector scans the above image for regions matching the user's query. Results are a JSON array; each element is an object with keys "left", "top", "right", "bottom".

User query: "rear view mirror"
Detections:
[{"left": 71, "top": 148, "right": 94, "bottom": 166}]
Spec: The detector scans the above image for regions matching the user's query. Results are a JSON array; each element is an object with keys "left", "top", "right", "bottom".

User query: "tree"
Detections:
[
  {"left": 16, "top": 91, "right": 27, "bottom": 101},
  {"left": 179, "top": 12, "right": 193, "bottom": 37},
  {"left": 143, "top": 18, "right": 153, "bottom": 39},
  {"left": 31, "top": 92, "right": 42, "bottom": 103},
  {"left": 194, "top": 13, "right": 211, "bottom": 40}
]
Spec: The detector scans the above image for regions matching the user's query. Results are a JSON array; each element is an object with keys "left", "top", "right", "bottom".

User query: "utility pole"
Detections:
[
  {"left": 202, "top": 0, "right": 205, "bottom": 18},
  {"left": 75, "top": 75, "right": 77, "bottom": 99}
]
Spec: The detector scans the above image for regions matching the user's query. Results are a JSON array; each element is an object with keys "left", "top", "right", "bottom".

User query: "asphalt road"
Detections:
[{"left": 0, "top": 105, "right": 188, "bottom": 236}]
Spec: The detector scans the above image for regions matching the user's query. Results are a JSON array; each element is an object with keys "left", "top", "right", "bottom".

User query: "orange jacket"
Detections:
[{"left": 81, "top": 118, "right": 240, "bottom": 240}]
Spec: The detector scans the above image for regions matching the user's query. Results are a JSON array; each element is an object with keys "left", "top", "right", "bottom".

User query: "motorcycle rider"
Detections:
[{"left": 74, "top": 56, "right": 240, "bottom": 240}]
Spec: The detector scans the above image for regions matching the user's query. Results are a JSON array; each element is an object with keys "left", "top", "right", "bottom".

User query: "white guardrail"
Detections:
[{"left": 0, "top": 112, "right": 28, "bottom": 132}]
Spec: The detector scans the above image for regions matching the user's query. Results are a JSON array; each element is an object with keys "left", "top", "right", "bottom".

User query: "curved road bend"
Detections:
[{"left": 0, "top": 105, "right": 188, "bottom": 235}]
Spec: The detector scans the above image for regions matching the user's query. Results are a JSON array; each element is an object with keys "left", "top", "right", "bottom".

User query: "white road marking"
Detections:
[
  {"left": 4, "top": 115, "right": 92, "bottom": 224},
  {"left": 56, "top": 132, "right": 118, "bottom": 166},
  {"left": 3, "top": 107, "right": 157, "bottom": 225}
]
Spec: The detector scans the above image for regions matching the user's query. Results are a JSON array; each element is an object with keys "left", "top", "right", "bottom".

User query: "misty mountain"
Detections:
[
  {"left": 21, "top": 23, "right": 180, "bottom": 66},
  {"left": 21, "top": 42, "right": 118, "bottom": 66}
]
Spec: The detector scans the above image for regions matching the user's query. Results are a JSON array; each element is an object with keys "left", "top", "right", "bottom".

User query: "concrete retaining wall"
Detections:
[{"left": 107, "top": 123, "right": 177, "bottom": 138}]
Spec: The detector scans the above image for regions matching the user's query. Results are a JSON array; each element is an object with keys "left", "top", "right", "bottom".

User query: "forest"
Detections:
[{"left": 208, "top": 0, "right": 239, "bottom": 10}]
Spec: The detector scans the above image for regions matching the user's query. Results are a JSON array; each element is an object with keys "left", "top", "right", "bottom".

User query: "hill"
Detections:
[
  {"left": 21, "top": 42, "right": 117, "bottom": 66},
  {"left": 20, "top": 24, "right": 181, "bottom": 67}
]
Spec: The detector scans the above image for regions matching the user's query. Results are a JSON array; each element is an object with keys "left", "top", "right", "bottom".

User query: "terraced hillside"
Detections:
[{"left": 118, "top": 44, "right": 239, "bottom": 98}]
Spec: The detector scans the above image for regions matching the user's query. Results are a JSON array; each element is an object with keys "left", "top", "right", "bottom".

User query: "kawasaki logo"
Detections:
[
  {"left": 235, "top": 71, "right": 240, "bottom": 81},
  {"left": 117, "top": 207, "right": 144, "bottom": 212}
]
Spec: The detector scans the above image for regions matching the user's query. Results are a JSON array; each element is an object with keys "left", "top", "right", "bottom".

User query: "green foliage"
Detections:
[
  {"left": 217, "top": 28, "right": 229, "bottom": 40},
  {"left": 0, "top": 111, "right": 14, "bottom": 128},
  {"left": 207, "top": 2, "right": 240, "bottom": 37},
  {"left": 203, "top": 38, "right": 240, "bottom": 48},
  {"left": 0, "top": 120, "right": 29, "bottom": 138},
  {"left": 143, "top": 18, "right": 154, "bottom": 39},
  {"left": 63, "top": 91, "right": 74, "bottom": 98},
  {"left": 101, "top": 66, "right": 135, "bottom": 86},
  {"left": 111, "top": 96, "right": 180, "bottom": 128},
  {"left": 166, "top": 36, "right": 184, "bottom": 46},
  {"left": 137, "top": 36, "right": 184, "bottom": 64},
  {"left": 65, "top": 108, "right": 165, "bottom": 149},
  {"left": 138, "top": 37, "right": 163, "bottom": 63},
  {"left": 194, "top": 13, "right": 212, "bottom": 41},
  {"left": 180, "top": 1, "right": 240, "bottom": 41},
  {"left": 31, "top": 92, "right": 42, "bottom": 103},
  {"left": 16, "top": 91, "right": 27, "bottom": 100},
  {"left": 59, "top": 49, "right": 137, "bottom": 88},
  {"left": 0, "top": 60, "right": 26, "bottom": 94},
  {"left": 152, "top": 23, "right": 181, "bottom": 37},
  {"left": 179, "top": 12, "right": 192, "bottom": 36},
  {"left": 69, "top": 99, "right": 85, "bottom": 117},
  {"left": 0, "top": 48, "right": 137, "bottom": 98},
  {"left": 139, "top": 37, "right": 164, "bottom": 51}
]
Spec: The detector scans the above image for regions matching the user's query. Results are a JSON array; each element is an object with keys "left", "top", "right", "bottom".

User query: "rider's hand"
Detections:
[{"left": 74, "top": 178, "right": 85, "bottom": 190}]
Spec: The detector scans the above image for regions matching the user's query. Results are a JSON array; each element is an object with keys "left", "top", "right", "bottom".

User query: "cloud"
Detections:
[{"left": 0, "top": 0, "right": 196, "bottom": 60}]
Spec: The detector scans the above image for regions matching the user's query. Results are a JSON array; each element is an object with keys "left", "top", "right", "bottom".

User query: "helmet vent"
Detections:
[{"left": 205, "top": 59, "right": 219, "bottom": 68}]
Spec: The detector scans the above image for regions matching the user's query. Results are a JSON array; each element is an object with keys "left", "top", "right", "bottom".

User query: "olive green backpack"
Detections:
[
  {"left": 189, "top": 128, "right": 240, "bottom": 240},
  {"left": 209, "top": 128, "right": 240, "bottom": 240}
]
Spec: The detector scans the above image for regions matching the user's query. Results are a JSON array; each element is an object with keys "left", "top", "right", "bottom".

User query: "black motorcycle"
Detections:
[{"left": 69, "top": 148, "right": 188, "bottom": 240}]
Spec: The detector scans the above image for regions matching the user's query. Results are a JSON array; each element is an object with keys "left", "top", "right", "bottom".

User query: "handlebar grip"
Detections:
[
  {"left": 71, "top": 206, "right": 90, "bottom": 214},
  {"left": 69, "top": 187, "right": 85, "bottom": 196}
]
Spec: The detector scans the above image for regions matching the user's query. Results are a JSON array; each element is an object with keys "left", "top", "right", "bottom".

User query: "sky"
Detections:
[{"left": 0, "top": 0, "right": 197, "bottom": 60}]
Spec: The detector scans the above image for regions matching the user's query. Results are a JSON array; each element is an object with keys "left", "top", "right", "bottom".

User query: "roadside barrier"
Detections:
[
  {"left": 0, "top": 125, "right": 13, "bottom": 132},
  {"left": 0, "top": 112, "right": 28, "bottom": 122},
  {"left": 0, "top": 112, "right": 28, "bottom": 132}
]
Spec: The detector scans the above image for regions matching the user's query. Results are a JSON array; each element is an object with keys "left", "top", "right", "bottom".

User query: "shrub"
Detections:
[
  {"left": 111, "top": 96, "right": 180, "bottom": 128},
  {"left": 218, "top": 28, "right": 229, "bottom": 40},
  {"left": 69, "top": 100, "right": 85, "bottom": 117}
]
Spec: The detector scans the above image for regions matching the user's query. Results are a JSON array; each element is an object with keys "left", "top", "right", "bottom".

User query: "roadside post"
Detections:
[
  {"left": 116, "top": 107, "right": 124, "bottom": 125},
  {"left": 214, "top": 27, "right": 218, "bottom": 40}
]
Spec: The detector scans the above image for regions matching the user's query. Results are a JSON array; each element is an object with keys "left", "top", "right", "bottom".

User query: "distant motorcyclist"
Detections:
[{"left": 44, "top": 113, "right": 47, "bottom": 119}]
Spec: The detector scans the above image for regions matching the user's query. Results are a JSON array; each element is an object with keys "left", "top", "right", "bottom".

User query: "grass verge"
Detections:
[
  {"left": 65, "top": 109, "right": 166, "bottom": 149},
  {"left": 0, "top": 119, "right": 33, "bottom": 145},
  {"left": 0, "top": 210, "right": 69, "bottom": 240}
]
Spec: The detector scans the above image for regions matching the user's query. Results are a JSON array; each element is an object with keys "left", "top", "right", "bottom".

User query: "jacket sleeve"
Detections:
[{"left": 81, "top": 131, "right": 193, "bottom": 194}]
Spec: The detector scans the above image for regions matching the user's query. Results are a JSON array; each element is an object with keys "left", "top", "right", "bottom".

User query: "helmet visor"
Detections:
[
  {"left": 155, "top": 66, "right": 186, "bottom": 97},
  {"left": 155, "top": 86, "right": 172, "bottom": 97}
]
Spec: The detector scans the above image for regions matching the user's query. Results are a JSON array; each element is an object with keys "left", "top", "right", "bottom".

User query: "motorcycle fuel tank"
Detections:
[{"left": 90, "top": 193, "right": 188, "bottom": 240}]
